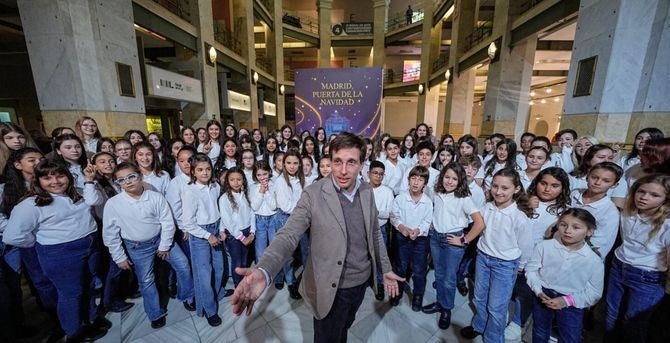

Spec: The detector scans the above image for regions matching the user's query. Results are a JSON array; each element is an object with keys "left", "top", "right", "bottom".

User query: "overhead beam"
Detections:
[{"left": 510, "top": 0, "right": 579, "bottom": 45}]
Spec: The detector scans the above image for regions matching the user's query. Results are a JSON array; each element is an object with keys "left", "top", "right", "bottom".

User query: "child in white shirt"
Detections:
[{"left": 367, "top": 160, "right": 394, "bottom": 300}]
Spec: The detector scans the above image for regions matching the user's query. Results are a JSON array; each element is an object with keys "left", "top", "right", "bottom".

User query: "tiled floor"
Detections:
[{"left": 20, "top": 269, "right": 605, "bottom": 342}]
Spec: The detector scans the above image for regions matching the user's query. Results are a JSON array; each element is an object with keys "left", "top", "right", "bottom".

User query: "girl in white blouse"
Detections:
[
  {"left": 54, "top": 134, "right": 88, "bottom": 193},
  {"left": 605, "top": 174, "right": 670, "bottom": 342},
  {"left": 181, "top": 153, "right": 224, "bottom": 327},
  {"left": 219, "top": 167, "right": 255, "bottom": 287},
  {"left": 461, "top": 168, "right": 533, "bottom": 342},
  {"left": 273, "top": 150, "right": 305, "bottom": 298},
  {"left": 476, "top": 138, "right": 520, "bottom": 192},
  {"left": 239, "top": 149, "right": 256, "bottom": 187},
  {"left": 249, "top": 161, "right": 278, "bottom": 263},
  {"left": 132, "top": 142, "right": 170, "bottom": 195},
  {"left": 525, "top": 208, "right": 603, "bottom": 343},
  {"left": 2, "top": 159, "right": 109, "bottom": 341}
]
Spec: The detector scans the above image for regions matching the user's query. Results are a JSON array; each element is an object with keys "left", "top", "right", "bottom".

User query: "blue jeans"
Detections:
[
  {"left": 255, "top": 213, "right": 280, "bottom": 263},
  {"left": 511, "top": 273, "right": 534, "bottom": 326},
  {"left": 471, "top": 250, "right": 520, "bottom": 343},
  {"left": 430, "top": 230, "right": 466, "bottom": 310},
  {"left": 35, "top": 234, "right": 97, "bottom": 337},
  {"left": 395, "top": 232, "right": 429, "bottom": 296},
  {"left": 189, "top": 222, "right": 225, "bottom": 317},
  {"left": 124, "top": 235, "right": 194, "bottom": 321},
  {"left": 376, "top": 223, "right": 389, "bottom": 284},
  {"left": 225, "top": 228, "right": 251, "bottom": 287},
  {"left": 605, "top": 257, "right": 665, "bottom": 341},
  {"left": 19, "top": 246, "right": 58, "bottom": 310},
  {"left": 275, "top": 211, "right": 295, "bottom": 285},
  {"left": 533, "top": 287, "right": 584, "bottom": 343}
]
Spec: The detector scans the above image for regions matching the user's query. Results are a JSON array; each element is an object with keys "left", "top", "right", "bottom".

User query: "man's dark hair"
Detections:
[{"left": 329, "top": 132, "right": 367, "bottom": 163}]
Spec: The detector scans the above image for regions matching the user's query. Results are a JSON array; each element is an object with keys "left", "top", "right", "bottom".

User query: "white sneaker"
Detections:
[{"left": 504, "top": 322, "right": 522, "bottom": 342}]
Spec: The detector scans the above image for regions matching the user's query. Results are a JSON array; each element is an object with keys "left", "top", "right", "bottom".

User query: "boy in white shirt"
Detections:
[
  {"left": 382, "top": 138, "right": 404, "bottom": 195},
  {"left": 368, "top": 160, "right": 394, "bottom": 300},
  {"left": 399, "top": 141, "right": 440, "bottom": 195},
  {"left": 165, "top": 146, "right": 197, "bottom": 255},
  {"left": 103, "top": 162, "right": 195, "bottom": 329},
  {"left": 390, "top": 166, "right": 433, "bottom": 311}
]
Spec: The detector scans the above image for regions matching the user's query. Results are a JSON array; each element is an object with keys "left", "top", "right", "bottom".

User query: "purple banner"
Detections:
[{"left": 295, "top": 67, "right": 383, "bottom": 138}]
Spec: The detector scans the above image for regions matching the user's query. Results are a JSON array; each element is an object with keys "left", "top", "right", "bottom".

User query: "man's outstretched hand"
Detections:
[
  {"left": 383, "top": 272, "right": 406, "bottom": 298},
  {"left": 231, "top": 267, "right": 267, "bottom": 316}
]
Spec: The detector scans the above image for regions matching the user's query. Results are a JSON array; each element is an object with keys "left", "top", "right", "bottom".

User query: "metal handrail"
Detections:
[
  {"left": 151, "top": 0, "right": 191, "bottom": 23},
  {"left": 258, "top": 0, "right": 273, "bottom": 12},
  {"left": 383, "top": 66, "right": 421, "bottom": 84},
  {"left": 386, "top": 5, "right": 425, "bottom": 32},
  {"left": 462, "top": 21, "right": 493, "bottom": 52},
  {"left": 282, "top": 11, "right": 319, "bottom": 34},
  {"left": 520, "top": 0, "right": 547, "bottom": 13},
  {"left": 256, "top": 56, "right": 273, "bottom": 74},
  {"left": 285, "top": 68, "right": 295, "bottom": 82},
  {"left": 213, "top": 22, "right": 243, "bottom": 56},
  {"left": 431, "top": 52, "right": 449, "bottom": 73}
]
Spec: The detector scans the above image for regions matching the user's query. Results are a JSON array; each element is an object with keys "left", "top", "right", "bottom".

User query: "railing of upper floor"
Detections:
[
  {"left": 282, "top": 11, "right": 319, "bottom": 34},
  {"left": 256, "top": 56, "right": 273, "bottom": 75},
  {"left": 519, "top": 0, "right": 548, "bottom": 14},
  {"left": 285, "top": 68, "right": 295, "bottom": 82},
  {"left": 386, "top": 2, "right": 426, "bottom": 32},
  {"left": 383, "top": 66, "right": 421, "bottom": 85},
  {"left": 431, "top": 52, "right": 449, "bottom": 73},
  {"left": 213, "top": 21, "right": 243, "bottom": 56},
  {"left": 462, "top": 20, "right": 493, "bottom": 52},
  {"left": 258, "top": 0, "right": 273, "bottom": 12},
  {"left": 151, "top": 0, "right": 192, "bottom": 23}
]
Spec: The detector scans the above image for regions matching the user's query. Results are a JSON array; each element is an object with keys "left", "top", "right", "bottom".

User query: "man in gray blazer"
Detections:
[{"left": 232, "top": 132, "right": 404, "bottom": 342}]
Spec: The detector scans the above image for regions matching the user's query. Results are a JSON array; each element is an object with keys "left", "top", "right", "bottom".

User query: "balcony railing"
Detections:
[
  {"left": 383, "top": 66, "right": 421, "bottom": 84},
  {"left": 256, "top": 56, "right": 273, "bottom": 75},
  {"left": 152, "top": 0, "right": 192, "bottom": 23},
  {"left": 282, "top": 11, "right": 319, "bottom": 34},
  {"left": 386, "top": 3, "right": 425, "bottom": 32},
  {"left": 462, "top": 21, "right": 493, "bottom": 52},
  {"left": 520, "top": 0, "right": 547, "bottom": 13},
  {"left": 285, "top": 68, "right": 295, "bottom": 82},
  {"left": 258, "top": 0, "right": 273, "bottom": 12},
  {"left": 431, "top": 52, "right": 449, "bottom": 73},
  {"left": 213, "top": 22, "right": 242, "bottom": 56}
]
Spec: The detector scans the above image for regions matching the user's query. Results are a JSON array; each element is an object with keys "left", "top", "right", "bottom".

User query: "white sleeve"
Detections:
[
  {"left": 557, "top": 147, "right": 574, "bottom": 173},
  {"left": 181, "top": 189, "right": 212, "bottom": 239},
  {"left": 525, "top": 243, "right": 544, "bottom": 296},
  {"left": 3, "top": 200, "right": 39, "bottom": 248},
  {"left": 83, "top": 183, "right": 106, "bottom": 206},
  {"left": 571, "top": 258, "right": 604, "bottom": 308},
  {"left": 165, "top": 180, "right": 183, "bottom": 225},
  {"left": 419, "top": 200, "right": 433, "bottom": 236},
  {"left": 390, "top": 197, "right": 403, "bottom": 229},
  {"left": 156, "top": 195, "right": 176, "bottom": 252},
  {"left": 102, "top": 203, "right": 128, "bottom": 264},
  {"left": 517, "top": 215, "right": 534, "bottom": 269}
]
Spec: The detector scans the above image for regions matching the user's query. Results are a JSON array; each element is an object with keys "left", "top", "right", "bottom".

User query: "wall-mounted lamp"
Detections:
[
  {"left": 487, "top": 42, "right": 498, "bottom": 60},
  {"left": 444, "top": 69, "right": 451, "bottom": 83},
  {"left": 252, "top": 71, "right": 259, "bottom": 84},
  {"left": 418, "top": 84, "right": 425, "bottom": 95},
  {"left": 205, "top": 43, "right": 216, "bottom": 66},
  {"left": 279, "top": 84, "right": 285, "bottom": 95}
]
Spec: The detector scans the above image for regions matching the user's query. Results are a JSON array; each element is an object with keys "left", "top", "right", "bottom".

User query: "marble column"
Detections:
[
  {"left": 416, "top": 4, "right": 440, "bottom": 125},
  {"left": 190, "top": 0, "right": 220, "bottom": 129},
  {"left": 481, "top": 0, "right": 536, "bottom": 139},
  {"left": 17, "top": 0, "right": 146, "bottom": 136},
  {"left": 270, "top": 0, "right": 285, "bottom": 128},
  {"left": 561, "top": 0, "right": 670, "bottom": 143},
  {"left": 234, "top": 0, "right": 259, "bottom": 128},
  {"left": 372, "top": 0, "right": 389, "bottom": 67},
  {"left": 318, "top": 0, "right": 333, "bottom": 67}
]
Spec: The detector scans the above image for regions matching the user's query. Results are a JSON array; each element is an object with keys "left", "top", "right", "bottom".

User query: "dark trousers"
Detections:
[
  {"left": 532, "top": 287, "right": 584, "bottom": 343},
  {"left": 225, "top": 228, "right": 251, "bottom": 287},
  {"left": 395, "top": 233, "right": 429, "bottom": 296},
  {"left": 313, "top": 282, "right": 368, "bottom": 343}
]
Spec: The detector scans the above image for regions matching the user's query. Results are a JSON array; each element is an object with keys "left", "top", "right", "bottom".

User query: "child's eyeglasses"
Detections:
[{"left": 114, "top": 173, "right": 139, "bottom": 185}]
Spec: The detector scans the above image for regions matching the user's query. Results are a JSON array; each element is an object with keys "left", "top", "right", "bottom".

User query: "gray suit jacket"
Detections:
[{"left": 257, "top": 177, "right": 392, "bottom": 319}]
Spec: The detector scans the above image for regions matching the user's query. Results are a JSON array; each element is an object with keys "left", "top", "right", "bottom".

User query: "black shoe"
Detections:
[
  {"left": 457, "top": 282, "right": 468, "bottom": 296},
  {"left": 288, "top": 284, "right": 302, "bottom": 300},
  {"left": 421, "top": 302, "right": 442, "bottom": 314},
  {"left": 375, "top": 284, "right": 384, "bottom": 301},
  {"left": 274, "top": 282, "right": 284, "bottom": 290},
  {"left": 93, "top": 316, "right": 113, "bottom": 330},
  {"left": 151, "top": 316, "right": 166, "bottom": 329},
  {"left": 223, "top": 289, "right": 235, "bottom": 298},
  {"left": 183, "top": 300, "right": 196, "bottom": 312},
  {"left": 438, "top": 310, "right": 451, "bottom": 330},
  {"left": 46, "top": 326, "right": 66, "bottom": 343},
  {"left": 206, "top": 314, "right": 222, "bottom": 327},
  {"left": 168, "top": 286, "right": 177, "bottom": 299},
  {"left": 460, "top": 326, "right": 481, "bottom": 339},
  {"left": 411, "top": 295, "right": 423, "bottom": 312},
  {"left": 109, "top": 301, "right": 134, "bottom": 313},
  {"left": 389, "top": 295, "right": 400, "bottom": 307},
  {"left": 129, "top": 290, "right": 142, "bottom": 299},
  {"left": 67, "top": 325, "right": 108, "bottom": 342}
]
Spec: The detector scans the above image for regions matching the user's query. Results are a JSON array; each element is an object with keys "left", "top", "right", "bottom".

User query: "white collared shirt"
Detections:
[
  {"left": 165, "top": 173, "right": 190, "bottom": 227},
  {"left": 305, "top": 173, "right": 317, "bottom": 187},
  {"left": 550, "top": 147, "right": 574, "bottom": 173},
  {"left": 181, "top": 182, "right": 221, "bottom": 239},
  {"left": 143, "top": 171, "right": 170, "bottom": 195},
  {"left": 83, "top": 138, "right": 98, "bottom": 154},
  {"left": 249, "top": 180, "right": 277, "bottom": 216},
  {"left": 69, "top": 164, "right": 85, "bottom": 194},
  {"left": 332, "top": 176, "right": 362, "bottom": 203},
  {"left": 391, "top": 191, "right": 433, "bottom": 236},
  {"left": 530, "top": 201, "right": 560, "bottom": 245},
  {"left": 477, "top": 202, "right": 533, "bottom": 267},
  {"left": 102, "top": 189, "right": 176, "bottom": 263},
  {"left": 518, "top": 169, "right": 535, "bottom": 191},
  {"left": 475, "top": 161, "right": 508, "bottom": 191},
  {"left": 223, "top": 157, "right": 237, "bottom": 169},
  {"left": 431, "top": 192, "right": 479, "bottom": 233},
  {"left": 570, "top": 190, "right": 620, "bottom": 259},
  {"left": 617, "top": 155, "right": 640, "bottom": 172},
  {"left": 615, "top": 214, "right": 670, "bottom": 272},
  {"left": 275, "top": 175, "right": 303, "bottom": 214},
  {"left": 469, "top": 181, "right": 486, "bottom": 209},
  {"left": 3, "top": 194, "right": 97, "bottom": 247},
  {"left": 399, "top": 165, "right": 439, "bottom": 196},
  {"left": 382, "top": 158, "right": 404, "bottom": 195},
  {"left": 372, "top": 184, "right": 394, "bottom": 227},
  {"left": 219, "top": 191, "right": 255, "bottom": 240},
  {"left": 569, "top": 175, "right": 628, "bottom": 199},
  {"left": 83, "top": 181, "right": 120, "bottom": 220},
  {"left": 243, "top": 169, "right": 255, "bottom": 187},
  {"left": 525, "top": 238, "right": 603, "bottom": 308},
  {"left": 198, "top": 141, "right": 220, "bottom": 165}
]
